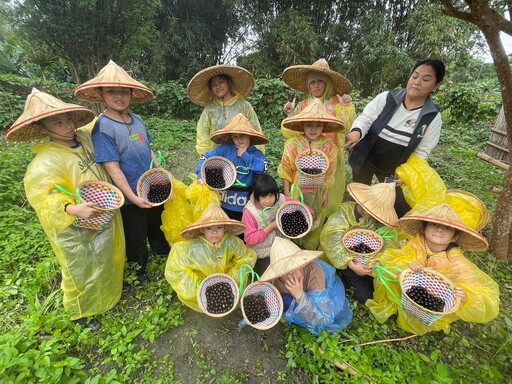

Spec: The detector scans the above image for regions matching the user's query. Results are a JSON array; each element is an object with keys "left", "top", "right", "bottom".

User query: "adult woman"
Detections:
[
  {"left": 188, "top": 65, "right": 263, "bottom": 155},
  {"left": 281, "top": 59, "right": 356, "bottom": 217},
  {"left": 345, "top": 59, "right": 445, "bottom": 217}
]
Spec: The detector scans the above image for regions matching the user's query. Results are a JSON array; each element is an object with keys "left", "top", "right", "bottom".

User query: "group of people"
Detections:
[{"left": 6, "top": 57, "right": 499, "bottom": 335}]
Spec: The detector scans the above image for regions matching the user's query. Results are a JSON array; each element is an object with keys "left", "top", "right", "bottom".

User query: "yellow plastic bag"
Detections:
[
  {"left": 185, "top": 179, "right": 221, "bottom": 222},
  {"left": 161, "top": 178, "right": 194, "bottom": 245}
]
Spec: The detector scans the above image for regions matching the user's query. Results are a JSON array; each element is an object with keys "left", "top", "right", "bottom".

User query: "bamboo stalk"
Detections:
[
  {"left": 356, "top": 334, "right": 419, "bottom": 346},
  {"left": 477, "top": 152, "right": 509, "bottom": 171}
]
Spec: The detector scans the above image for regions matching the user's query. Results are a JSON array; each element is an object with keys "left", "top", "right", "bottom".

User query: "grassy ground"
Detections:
[{"left": 0, "top": 116, "right": 511, "bottom": 383}]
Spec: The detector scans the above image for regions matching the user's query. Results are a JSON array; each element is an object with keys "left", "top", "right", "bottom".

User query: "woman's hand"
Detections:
[
  {"left": 283, "top": 98, "right": 296, "bottom": 116},
  {"left": 348, "top": 260, "right": 372, "bottom": 276},
  {"left": 409, "top": 262, "right": 424, "bottom": 272},
  {"left": 344, "top": 130, "right": 361, "bottom": 149},
  {"left": 336, "top": 94, "right": 352, "bottom": 106}
]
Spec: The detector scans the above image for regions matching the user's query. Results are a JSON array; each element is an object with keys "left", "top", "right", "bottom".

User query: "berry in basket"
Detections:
[
  {"left": 281, "top": 210, "right": 309, "bottom": 237},
  {"left": 243, "top": 294, "right": 271, "bottom": 324},
  {"left": 347, "top": 243, "right": 378, "bottom": 254},
  {"left": 406, "top": 285, "right": 445, "bottom": 312},
  {"left": 205, "top": 281, "right": 235, "bottom": 314},
  {"left": 147, "top": 183, "right": 171, "bottom": 204},
  {"left": 300, "top": 167, "right": 322, "bottom": 175},
  {"left": 204, "top": 167, "right": 226, "bottom": 189}
]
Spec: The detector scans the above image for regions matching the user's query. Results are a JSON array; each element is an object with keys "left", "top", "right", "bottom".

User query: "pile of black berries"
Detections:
[
  {"left": 205, "top": 282, "right": 235, "bottom": 314},
  {"left": 204, "top": 167, "right": 226, "bottom": 189},
  {"left": 300, "top": 167, "right": 322, "bottom": 175},
  {"left": 405, "top": 285, "right": 445, "bottom": 312},
  {"left": 147, "top": 183, "right": 171, "bottom": 204},
  {"left": 347, "top": 242, "right": 377, "bottom": 254},
  {"left": 243, "top": 294, "right": 270, "bottom": 324},
  {"left": 280, "top": 210, "right": 309, "bottom": 237}
]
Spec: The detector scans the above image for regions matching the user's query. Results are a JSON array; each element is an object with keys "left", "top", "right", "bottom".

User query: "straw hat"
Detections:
[
  {"left": 347, "top": 182, "right": 399, "bottom": 228},
  {"left": 282, "top": 58, "right": 352, "bottom": 96},
  {"left": 6, "top": 88, "right": 95, "bottom": 142},
  {"left": 282, "top": 99, "right": 345, "bottom": 133},
  {"left": 398, "top": 204, "right": 488, "bottom": 252},
  {"left": 259, "top": 238, "right": 323, "bottom": 282},
  {"left": 187, "top": 65, "right": 255, "bottom": 107},
  {"left": 180, "top": 203, "right": 246, "bottom": 240},
  {"left": 210, "top": 113, "right": 269, "bottom": 145},
  {"left": 74, "top": 60, "right": 154, "bottom": 103}
]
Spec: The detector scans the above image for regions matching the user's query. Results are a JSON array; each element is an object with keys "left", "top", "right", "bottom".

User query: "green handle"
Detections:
[
  {"left": 376, "top": 226, "right": 398, "bottom": 239},
  {"left": 54, "top": 184, "right": 82, "bottom": 204},
  {"left": 374, "top": 266, "right": 403, "bottom": 308},
  {"left": 290, "top": 183, "right": 304, "bottom": 203},
  {"left": 239, "top": 263, "right": 260, "bottom": 294},
  {"left": 150, "top": 150, "right": 166, "bottom": 169},
  {"left": 260, "top": 206, "right": 278, "bottom": 227}
]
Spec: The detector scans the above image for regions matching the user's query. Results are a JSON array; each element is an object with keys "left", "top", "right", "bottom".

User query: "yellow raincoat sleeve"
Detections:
[
  {"left": 323, "top": 140, "right": 338, "bottom": 188},
  {"left": 277, "top": 139, "right": 298, "bottom": 184},
  {"left": 196, "top": 108, "right": 214, "bottom": 155},
  {"left": 334, "top": 103, "right": 356, "bottom": 132}
]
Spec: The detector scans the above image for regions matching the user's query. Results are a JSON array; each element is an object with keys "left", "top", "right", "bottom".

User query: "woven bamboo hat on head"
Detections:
[
  {"left": 6, "top": 88, "right": 95, "bottom": 142},
  {"left": 282, "top": 58, "right": 352, "bottom": 96},
  {"left": 282, "top": 98, "right": 345, "bottom": 133},
  {"left": 74, "top": 60, "right": 154, "bottom": 103},
  {"left": 180, "top": 203, "right": 246, "bottom": 240},
  {"left": 187, "top": 65, "right": 255, "bottom": 107},
  {"left": 347, "top": 182, "right": 399, "bottom": 228},
  {"left": 210, "top": 113, "right": 269, "bottom": 145},
  {"left": 259, "top": 238, "right": 323, "bottom": 282},
  {"left": 398, "top": 203, "right": 488, "bottom": 252}
]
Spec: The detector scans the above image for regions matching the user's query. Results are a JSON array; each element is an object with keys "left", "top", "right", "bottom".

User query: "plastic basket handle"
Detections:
[
  {"left": 290, "top": 183, "right": 304, "bottom": 203},
  {"left": 233, "top": 166, "right": 249, "bottom": 187},
  {"left": 261, "top": 206, "right": 278, "bottom": 227},
  {"left": 150, "top": 150, "right": 166, "bottom": 169},
  {"left": 239, "top": 263, "right": 260, "bottom": 294},
  {"left": 376, "top": 226, "right": 398, "bottom": 239},
  {"left": 374, "top": 265, "right": 403, "bottom": 308},
  {"left": 54, "top": 184, "right": 82, "bottom": 204}
]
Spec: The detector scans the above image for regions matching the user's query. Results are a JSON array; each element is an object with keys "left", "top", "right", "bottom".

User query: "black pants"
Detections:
[
  {"left": 120, "top": 204, "right": 170, "bottom": 274},
  {"left": 339, "top": 268, "right": 374, "bottom": 304},
  {"left": 352, "top": 160, "right": 411, "bottom": 218},
  {"left": 223, "top": 208, "right": 244, "bottom": 241}
]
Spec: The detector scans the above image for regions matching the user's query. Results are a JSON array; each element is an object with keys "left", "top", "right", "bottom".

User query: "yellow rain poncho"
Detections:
[
  {"left": 366, "top": 235, "right": 500, "bottom": 335},
  {"left": 196, "top": 94, "right": 263, "bottom": 155},
  {"left": 320, "top": 202, "right": 400, "bottom": 269},
  {"left": 165, "top": 234, "right": 256, "bottom": 312},
  {"left": 282, "top": 97, "right": 356, "bottom": 217},
  {"left": 24, "top": 129, "right": 125, "bottom": 320}
]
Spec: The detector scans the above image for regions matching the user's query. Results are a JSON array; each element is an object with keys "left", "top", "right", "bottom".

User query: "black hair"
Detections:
[
  {"left": 250, "top": 174, "right": 280, "bottom": 202},
  {"left": 421, "top": 221, "right": 459, "bottom": 252},
  {"left": 412, "top": 59, "right": 445, "bottom": 83},
  {"left": 208, "top": 74, "right": 232, "bottom": 90}
]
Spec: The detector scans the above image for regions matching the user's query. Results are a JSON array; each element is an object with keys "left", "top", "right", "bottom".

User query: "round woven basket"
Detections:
[
  {"left": 197, "top": 273, "right": 240, "bottom": 317},
  {"left": 136, "top": 168, "right": 173, "bottom": 206},
  {"left": 201, "top": 156, "right": 237, "bottom": 191},
  {"left": 241, "top": 281, "right": 283, "bottom": 330},
  {"left": 295, "top": 149, "right": 329, "bottom": 189},
  {"left": 276, "top": 201, "right": 313, "bottom": 239},
  {"left": 74, "top": 180, "right": 124, "bottom": 231},
  {"left": 342, "top": 229, "right": 384, "bottom": 265},
  {"left": 399, "top": 268, "right": 460, "bottom": 326}
]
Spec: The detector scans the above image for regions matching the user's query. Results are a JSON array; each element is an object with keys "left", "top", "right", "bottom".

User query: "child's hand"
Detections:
[
  {"left": 283, "top": 98, "right": 296, "bottom": 116},
  {"left": 284, "top": 270, "right": 304, "bottom": 301},
  {"left": 348, "top": 260, "right": 372, "bottom": 276},
  {"left": 236, "top": 142, "right": 249, "bottom": 157},
  {"left": 344, "top": 131, "right": 361, "bottom": 149},
  {"left": 132, "top": 196, "right": 153, "bottom": 209},
  {"left": 266, "top": 221, "right": 278, "bottom": 232},
  {"left": 197, "top": 178, "right": 204, "bottom": 185},
  {"left": 409, "top": 262, "right": 424, "bottom": 272},
  {"left": 454, "top": 287, "right": 467, "bottom": 302},
  {"left": 66, "top": 202, "right": 101, "bottom": 219},
  {"left": 336, "top": 94, "right": 352, "bottom": 106}
]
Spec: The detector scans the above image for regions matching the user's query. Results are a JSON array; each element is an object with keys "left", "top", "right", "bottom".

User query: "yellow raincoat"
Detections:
[
  {"left": 281, "top": 96, "right": 356, "bottom": 217},
  {"left": 196, "top": 94, "right": 263, "bottom": 155},
  {"left": 278, "top": 134, "right": 338, "bottom": 250},
  {"left": 366, "top": 235, "right": 500, "bottom": 335},
  {"left": 320, "top": 202, "right": 400, "bottom": 269},
  {"left": 165, "top": 234, "right": 256, "bottom": 312},
  {"left": 24, "top": 128, "right": 125, "bottom": 320}
]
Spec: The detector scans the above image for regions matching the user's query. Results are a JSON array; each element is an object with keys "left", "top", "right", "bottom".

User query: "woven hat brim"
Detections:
[
  {"left": 282, "top": 65, "right": 352, "bottom": 95},
  {"left": 6, "top": 107, "right": 95, "bottom": 142},
  {"left": 180, "top": 219, "right": 246, "bottom": 240},
  {"left": 74, "top": 82, "right": 154, "bottom": 104},
  {"left": 347, "top": 183, "right": 398, "bottom": 228},
  {"left": 282, "top": 116, "right": 345, "bottom": 133},
  {"left": 210, "top": 129, "right": 269, "bottom": 145},
  {"left": 259, "top": 250, "right": 323, "bottom": 282},
  {"left": 398, "top": 215, "right": 488, "bottom": 252},
  {"left": 187, "top": 65, "right": 255, "bottom": 107}
]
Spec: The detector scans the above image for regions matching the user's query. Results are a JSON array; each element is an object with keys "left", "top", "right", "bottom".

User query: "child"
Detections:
[
  {"left": 241, "top": 174, "right": 287, "bottom": 276},
  {"left": 259, "top": 238, "right": 352, "bottom": 335},
  {"left": 366, "top": 204, "right": 500, "bottom": 335},
  {"left": 6, "top": 89, "right": 126, "bottom": 330},
  {"left": 75, "top": 60, "right": 170, "bottom": 283},
  {"left": 196, "top": 113, "right": 269, "bottom": 221},
  {"left": 165, "top": 203, "right": 257, "bottom": 312},
  {"left": 278, "top": 99, "right": 344, "bottom": 249},
  {"left": 187, "top": 64, "right": 263, "bottom": 155},
  {"left": 320, "top": 182, "right": 400, "bottom": 303}
]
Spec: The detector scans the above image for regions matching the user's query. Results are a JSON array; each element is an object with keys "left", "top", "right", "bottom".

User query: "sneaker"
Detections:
[{"left": 138, "top": 273, "right": 150, "bottom": 285}]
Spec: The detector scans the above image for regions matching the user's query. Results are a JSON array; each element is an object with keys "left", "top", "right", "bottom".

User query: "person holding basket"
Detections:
[
  {"left": 366, "top": 204, "right": 499, "bottom": 335},
  {"left": 75, "top": 60, "right": 170, "bottom": 284},
  {"left": 278, "top": 99, "right": 344, "bottom": 250},
  {"left": 6, "top": 89, "right": 126, "bottom": 330}
]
